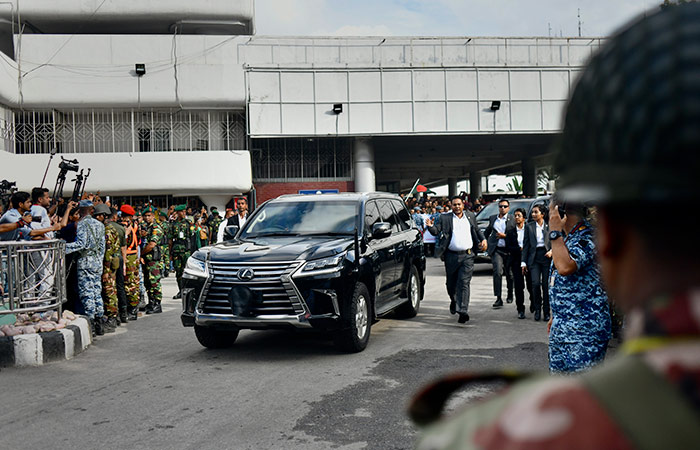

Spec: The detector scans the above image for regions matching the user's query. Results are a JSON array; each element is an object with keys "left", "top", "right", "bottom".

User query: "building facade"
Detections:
[{"left": 0, "top": 1, "right": 603, "bottom": 208}]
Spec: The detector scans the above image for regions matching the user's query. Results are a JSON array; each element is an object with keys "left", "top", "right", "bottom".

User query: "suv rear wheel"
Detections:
[
  {"left": 396, "top": 265, "right": 421, "bottom": 318},
  {"left": 194, "top": 325, "right": 239, "bottom": 349},
  {"left": 334, "top": 282, "right": 371, "bottom": 353}
]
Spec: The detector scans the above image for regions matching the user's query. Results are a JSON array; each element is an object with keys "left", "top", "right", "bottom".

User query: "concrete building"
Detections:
[{"left": 0, "top": 1, "right": 604, "bottom": 208}]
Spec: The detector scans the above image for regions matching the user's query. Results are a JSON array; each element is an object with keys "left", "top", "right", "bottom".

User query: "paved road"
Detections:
[{"left": 1, "top": 259, "right": 550, "bottom": 450}]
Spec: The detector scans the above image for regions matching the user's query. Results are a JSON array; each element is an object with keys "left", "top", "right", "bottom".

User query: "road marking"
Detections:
[{"left": 449, "top": 354, "right": 494, "bottom": 359}]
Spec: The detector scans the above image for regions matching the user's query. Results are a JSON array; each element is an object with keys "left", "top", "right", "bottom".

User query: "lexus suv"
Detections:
[{"left": 180, "top": 193, "right": 426, "bottom": 353}]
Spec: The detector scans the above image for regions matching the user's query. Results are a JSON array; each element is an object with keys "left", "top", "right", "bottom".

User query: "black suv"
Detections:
[{"left": 180, "top": 193, "right": 426, "bottom": 353}]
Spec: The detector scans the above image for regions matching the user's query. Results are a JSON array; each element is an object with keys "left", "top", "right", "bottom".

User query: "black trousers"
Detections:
[
  {"left": 115, "top": 256, "right": 127, "bottom": 315},
  {"left": 509, "top": 248, "right": 526, "bottom": 313},
  {"left": 444, "top": 251, "right": 475, "bottom": 314},
  {"left": 491, "top": 248, "right": 514, "bottom": 299},
  {"left": 529, "top": 247, "right": 550, "bottom": 314}
]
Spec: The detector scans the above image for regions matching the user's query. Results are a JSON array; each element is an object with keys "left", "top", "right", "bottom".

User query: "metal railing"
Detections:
[{"left": 0, "top": 239, "right": 66, "bottom": 316}]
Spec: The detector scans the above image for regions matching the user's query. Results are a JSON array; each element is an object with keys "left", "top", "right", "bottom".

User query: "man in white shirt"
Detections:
[
  {"left": 426, "top": 196, "right": 486, "bottom": 323},
  {"left": 484, "top": 199, "right": 517, "bottom": 308},
  {"left": 217, "top": 197, "right": 249, "bottom": 243}
]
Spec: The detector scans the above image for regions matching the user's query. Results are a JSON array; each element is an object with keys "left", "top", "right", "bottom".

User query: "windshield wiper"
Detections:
[
  {"left": 300, "top": 232, "right": 353, "bottom": 236},
  {"left": 244, "top": 232, "right": 301, "bottom": 238}
]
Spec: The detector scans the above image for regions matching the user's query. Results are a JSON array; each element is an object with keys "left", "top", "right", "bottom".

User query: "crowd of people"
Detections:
[
  {"left": 405, "top": 191, "right": 613, "bottom": 375},
  {"left": 0, "top": 187, "right": 250, "bottom": 338}
]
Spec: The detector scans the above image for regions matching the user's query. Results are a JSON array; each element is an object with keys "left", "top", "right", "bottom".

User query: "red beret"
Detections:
[{"left": 120, "top": 204, "right": 136, "bottom": 216}]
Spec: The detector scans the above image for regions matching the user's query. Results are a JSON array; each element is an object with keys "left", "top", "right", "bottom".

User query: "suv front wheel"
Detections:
[
  {"left": 334, "top": 282, "right": 371, "bottom": 353},
  {"left": 194, "top": 325, "right": 240, "bottom": 349},
  {"left": 396, "top": 265, "right": 421, "bottom": 318}
]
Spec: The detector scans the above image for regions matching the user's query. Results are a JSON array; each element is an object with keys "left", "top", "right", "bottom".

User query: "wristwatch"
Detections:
[{"left": 549, "top": 230, "right": 563, "bottom": 241}]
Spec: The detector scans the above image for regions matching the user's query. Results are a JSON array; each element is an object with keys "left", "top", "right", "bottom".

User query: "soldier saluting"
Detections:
[
  {"left": 141, "top": 205, "right": 164, "bottom": 314},
  {"left": 169, "top": 204, "right": 193, "bottom": 299}
]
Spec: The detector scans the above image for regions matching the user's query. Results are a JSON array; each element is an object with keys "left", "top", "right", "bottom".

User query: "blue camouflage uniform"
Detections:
[
  {"left": 548, "top": 220, "right": 611, "bottom": 374},
  {"left": 66, "top": 215, "right": 106, "bottom": 319}
]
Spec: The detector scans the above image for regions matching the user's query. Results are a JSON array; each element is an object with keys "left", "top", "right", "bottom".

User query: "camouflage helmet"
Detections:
[{"left": 553, "top": 3, "right": 700, "bottom": 205}]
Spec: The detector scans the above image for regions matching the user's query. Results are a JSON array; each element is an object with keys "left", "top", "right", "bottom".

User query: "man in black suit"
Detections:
[
  {"left": 484, "top": 199, "right": 516, "bottom": 308},
  {"left": 426, "top": 196, "right": 487, "bottom": 323},
  {"left": 216, "top": 197, "right": 249, "bottom": 242},
  {"left": 520, "top": 204, "right": 552, "bottom": 321}
]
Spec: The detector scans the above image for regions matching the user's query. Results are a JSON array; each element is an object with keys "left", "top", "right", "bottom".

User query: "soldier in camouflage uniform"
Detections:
[
  {"left": 141, "top": 205, "right": 163, "bottom": 314},
  {"left": 94, "top": 204, "right": 119, "bottom": 332},
  {"left": 119, "top": 204, "right": 141, "bottom": 320},
  {"left": 159, "top": 210, "right": 171, "bottom": 277},
  {"left": 547, "top": 202, "right": 610, "bottom": 374},
  {"left": 169, "top": 204, "right": 192, "bottom": 299},
  {"left": 65, "top": 200, "right": 106, "bottom": 335},
  {"left": 208, "top": 208, "right": 223, "bottom": 244},
  {"left": 413, "top": 6, "right": 700, "bottom": 448}
]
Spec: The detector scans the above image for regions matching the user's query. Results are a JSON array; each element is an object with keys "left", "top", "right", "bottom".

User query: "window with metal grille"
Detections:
[
  {"left": 251, "top": 137, "right": 352, "bottom": 181},
  {"left": 2, "top": 109, "right": 246, "bottom": 154}
]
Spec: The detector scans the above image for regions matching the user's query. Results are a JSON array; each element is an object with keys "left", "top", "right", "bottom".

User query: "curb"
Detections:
[{"left": 0, "top": 317, "right": 92, "bottom": 368}]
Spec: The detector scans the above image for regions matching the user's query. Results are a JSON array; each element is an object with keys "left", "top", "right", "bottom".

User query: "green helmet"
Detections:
[{"left": 553, "top": 3, "right": 700, "bottom": 205}]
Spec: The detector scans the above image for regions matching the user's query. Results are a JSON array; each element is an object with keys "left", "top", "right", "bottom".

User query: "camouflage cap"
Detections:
[{"left": 553, "top": 3, "right": 700, "bottom": 205}]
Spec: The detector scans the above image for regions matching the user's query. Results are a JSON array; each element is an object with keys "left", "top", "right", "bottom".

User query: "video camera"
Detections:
[
  {"left": 0, "top": 179, "right": 17, "bottom": 209},
  {"left": 52, "top": 156, "right": 90, "bottom": 203}
]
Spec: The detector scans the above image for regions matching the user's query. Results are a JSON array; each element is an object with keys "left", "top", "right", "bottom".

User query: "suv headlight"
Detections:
[
  {"left": 184, "top": 255, "right": 208, "bottom": 278},
  {"left": 301, "top": 253, "right": 345, "bottom": 272}
]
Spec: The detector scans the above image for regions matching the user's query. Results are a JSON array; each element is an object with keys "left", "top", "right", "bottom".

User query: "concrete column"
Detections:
[
  {"left": 353, "top": 137, "right": 375, "bottom": 193},
  {"left": 469, "top": 171, "right": 482, "bottom": 200},
  {"left": 447, "top": 177, "right": 458, "bottom": 198},
  {"left": 522, "top": 158, "right": 537, "bottom": 197},
  {"left": 198, "top": 194, "right": 233, "bottom": 212}
]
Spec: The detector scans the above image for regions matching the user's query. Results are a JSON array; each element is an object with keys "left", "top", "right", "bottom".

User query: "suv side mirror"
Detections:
[
  {"left": 371, "top": 222, "right": 392, "bottom": 239},
  {"left": 223, "top": 225, "right": 239, "bottom": 241}
]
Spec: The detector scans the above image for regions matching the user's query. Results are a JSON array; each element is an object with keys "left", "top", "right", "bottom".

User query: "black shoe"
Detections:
[
  {"left": 94, "top": 318, "right": 105, "bottom": 336},
  {"left": 102, "top": 318, "right": 116, "bottom": 333},
  {"left": 458, "top": 313, "right": 470, "bottom": 323},
  {"left": 173, "top": 291, "right": 182, "bottom": 300},
  {"left": 128, "top": 306, "right": 138, "bottom": 321},
  {"left": 119, "top": 312, "right": 129, "bottom": 324},
  {"left": 534, "top": 310, "right": 541, "bottom": 321},
  {"left": 146, "top": 302, "right": 162, "bottom": 314},
  {"left": 449, "top": 300, "right": 456, "bottom": 315},
  {"left": 506, "top": 297, "right": 513, "bottom": 304},
  {"left": 108, "top": 317, "right": 120, "bottom": 329},
  {"left": 518, "top": 311, "right": 526, "bottom": 319},
  {"left": 88, "top": 318, "right": 96, "bottom": 338},
  {"left": 543, "top": 312, "right": 550, "bottom": 321},
  {"left": 492, "top": 298, "right": 503, "bottom": 308}
]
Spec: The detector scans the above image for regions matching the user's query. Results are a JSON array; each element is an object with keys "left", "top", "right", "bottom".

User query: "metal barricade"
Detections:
[{"left": 0, "top": 239, "right": 66, "bottom": 316}]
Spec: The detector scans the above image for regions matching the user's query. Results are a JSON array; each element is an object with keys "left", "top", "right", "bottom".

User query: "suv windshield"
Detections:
[{"left": 241, "top": 200, "right": 358, "bottom": 238}]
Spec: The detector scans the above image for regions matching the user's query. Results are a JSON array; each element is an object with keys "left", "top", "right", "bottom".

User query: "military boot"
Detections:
[
  {"left": 128, "top": 306, "right": 138, "bottom": 321},
  {"left": 146, "top": 300, "right": 162, "bottom": 314},
  {"left": 119, "top": 311, "right": 129, "bottom": 324},
  {"left": 94, "top": 318, "right": 105, "bottom": 336}
]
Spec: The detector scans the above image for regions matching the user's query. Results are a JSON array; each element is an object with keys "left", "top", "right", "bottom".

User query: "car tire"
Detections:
[
  {"left": 194, "top": 325, "right": 239, "bottom": 349},
  {"left": 396, "top": 265, "right": 421, "bottom": 318},
  {"left": 334, "top": 282, "right": 371, "bottom": 353}
]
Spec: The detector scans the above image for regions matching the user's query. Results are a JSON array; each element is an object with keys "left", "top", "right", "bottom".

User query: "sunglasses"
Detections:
[{"left": 498, "top": 205, "right": 509, "bottom": 208}]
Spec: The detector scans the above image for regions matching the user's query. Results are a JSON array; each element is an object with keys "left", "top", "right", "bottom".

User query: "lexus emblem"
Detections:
[{"left": 237, "top": 268, "right": 255, "bottom": 281}]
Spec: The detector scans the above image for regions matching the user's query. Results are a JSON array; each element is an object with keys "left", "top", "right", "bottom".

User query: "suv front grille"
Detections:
[{"left": 200, "top": 261, "right": 304, "bottom": 316}]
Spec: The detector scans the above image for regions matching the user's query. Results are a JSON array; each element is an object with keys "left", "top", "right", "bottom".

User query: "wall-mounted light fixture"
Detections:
[
  {"left": 490, "top": 101, "right": 501, "bottom": 111},
  {"left": 135, "top": 64, "right": 146, "bottom": 76},
  {"left": 332, "top": 103, "right": 343, "bottom": 114}
]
